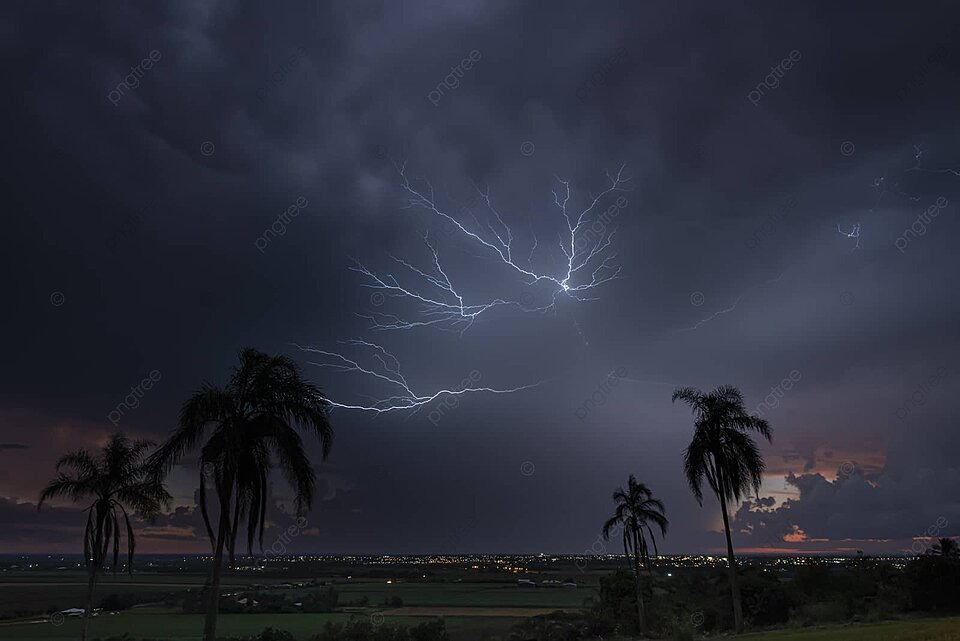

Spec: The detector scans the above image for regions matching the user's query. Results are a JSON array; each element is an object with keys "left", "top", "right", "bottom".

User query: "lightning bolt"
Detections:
[
  {"left": 353, "top": 162, "right": 631, "bottom": 334},
  {"left": 837, "top": 223, "right": 861, "bottom": 251},
  {"left": 838, "top": 144, "right": 959, "bottom": 249},
  {"left": 682, "top": 271, "right": 787, "bottom": 332},
  {"left": 296, "top": 340, "right": 545, "bottom": 414}
]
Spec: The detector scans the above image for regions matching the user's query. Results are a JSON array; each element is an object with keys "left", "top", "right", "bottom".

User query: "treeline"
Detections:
[{"left": 509, "top": 555, "right": 960, "bottom": 640}]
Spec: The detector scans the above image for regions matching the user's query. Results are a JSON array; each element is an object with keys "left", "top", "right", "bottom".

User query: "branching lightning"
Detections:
[
  {"left": 296, "top": 340, "right": 544, "bottom": 414},
  {"left": 837, "top": 223, "right": 861, "bottom": 251},
  {"left": 305, "top": 162, "right": 626, "bottom": 415},
  {"left": 837, "top": 144, "right": 959, "bottom": 249},
  {"left": 353, "top": 162, "right": 631, "bottom": 334}
]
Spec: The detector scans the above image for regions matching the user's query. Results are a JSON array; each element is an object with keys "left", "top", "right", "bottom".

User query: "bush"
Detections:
[
  {"left": 506, "top": 612, "right": 591, "bottom": 641},
  {"left": 793, "top": 600, "right": 849, "bottom": 625},
  {"left": 302, "top": 587, "right": 339, "bottom": 613},
  {"left": 902, "top": 555, "right": 960, "bottom": 613},
  {"left": 741, "top": 572, "right": 790, "bottom": 627},
  {"left": 670, "top": 620, "right": 695, "bottom": 641}
]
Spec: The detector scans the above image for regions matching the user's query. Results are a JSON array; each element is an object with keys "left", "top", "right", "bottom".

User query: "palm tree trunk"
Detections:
[
  {"left": 203, "top": 487, "right": 232, "bottom": 641},
  {"left": 717, "top": 489, "right": 744, "bottom": 633},
  {"left": 633, "top": 550, "right": 647, "bottom": 634},
  {"left": 81, "top": 569, "right": 97, "bottom": 641},
  {"left": 228, "top": 498, "right": 242, "bottom": 568}
]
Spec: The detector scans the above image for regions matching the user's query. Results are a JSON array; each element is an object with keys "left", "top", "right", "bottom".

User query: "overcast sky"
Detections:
[{"left": 2, "top": 0, "right": 960, "bottom": 556}]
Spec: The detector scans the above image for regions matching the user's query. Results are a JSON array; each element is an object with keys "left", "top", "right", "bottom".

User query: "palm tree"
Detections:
[
  {"left": 601, "top": 474, "right": 668, "bottom": 635},
  {"left": 931, "top": 537, "right": 959, "bottom": 557},
  {"left": 672, "top": 385, "right": 771, "bottom": 634},
  {"left": 148, "top": 348, "right": 334, "bottom": 641},
  {"left": 38, "top": 433, "right": 170, "bottom": 641}
]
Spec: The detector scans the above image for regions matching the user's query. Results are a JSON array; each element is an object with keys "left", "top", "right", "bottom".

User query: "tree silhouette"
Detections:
[
  {"left": 601, "top": 474, "right": 668, "bottom": 634},
  {"left": 149, "top": 348, "right": 334, "bottom": 641},
  {"left": 673, "top": 384, "right": 771, "bottom": 633},
  {"left": 39, "top": 433, "right": 170, "bottom": 641}
]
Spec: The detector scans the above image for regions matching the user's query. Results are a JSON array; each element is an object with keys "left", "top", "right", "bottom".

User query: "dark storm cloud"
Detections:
[
  {"left": 3, "top": 0, "right": 960, "bottom": 553},
  {"left": 0, "top": 498, "right": 87, "bottom": 551},
  {"left": 732, "top": 465, "right": 960, "bottom": 553},
  {"left": 3, "top": 470, "right": 357, "bottom": 554}
]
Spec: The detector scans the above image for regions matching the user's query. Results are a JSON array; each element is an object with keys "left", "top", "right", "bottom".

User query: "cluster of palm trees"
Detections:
[
  {"left": 602, "top": 384, "right": 772, "bottom": 635},
  {"left": 38, "top": 349, "right": 334, "bottom": 641},
  {"left": 40, "top": 349, "right": 775, "bottom": 641}
]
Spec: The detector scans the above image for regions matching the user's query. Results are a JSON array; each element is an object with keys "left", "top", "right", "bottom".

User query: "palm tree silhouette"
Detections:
[
  {"left": 149, "top": 348, "right": 334, "bottom": 641},
  {"left": 601, "top": 474, "right": 668, "bottom": 634},
  {"left": 931, "top": 537, "right": 958, "bottom": 557},
  {"left": 38, "top": 433, "right": 170, "bottom": 641},
  {"left": 672, "top": 384, "right": 771, "bottom": 634}
]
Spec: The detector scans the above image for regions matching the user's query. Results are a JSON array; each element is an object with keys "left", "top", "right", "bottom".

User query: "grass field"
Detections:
[
  {"left": 331, "top": 581, "right": 590, "bottom": 608},
  {"left": 0, "top": 577, "right": 592, "bottom": 614},
  {"left": 3, "top": 612, "right": 959, "bottom": 641},
  {"left": 0, "top": 611, "right": 524, "bottom": 640},
  {"left": 2, "top": 574, "right": 957, "bottom": 641},
  {"left": 0, "top": 574, "right": 245, "bottom": 615},
  {"left": 745, "top": 618, "right": 960, "bottom": 641},
  {"left": 1, "top": 608, "right": 958, "bottom": 640},
  {"left": 0, "top": 578, "right": 574, "bottom": 641}
]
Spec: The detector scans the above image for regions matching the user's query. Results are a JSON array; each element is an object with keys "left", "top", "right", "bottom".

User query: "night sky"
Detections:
[{"left": 3, "top": 1, "right": 960, "bottom": 556}]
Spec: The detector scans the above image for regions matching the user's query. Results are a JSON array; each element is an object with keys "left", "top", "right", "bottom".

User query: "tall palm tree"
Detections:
[
  {"left": 38, "top": 433, "right": 170, "bottom": 641},
  {"left": 601, "top": 474, "right": 668, "bottom": 635},
  {"left": 672, "top": 385, "right": 771, "bottom": 634},
  {"left": 148, "top": 348, "right": 334, "bottom": 641},
  {"left": 931, "top": 537, "right": 959, "bottom": 557}
]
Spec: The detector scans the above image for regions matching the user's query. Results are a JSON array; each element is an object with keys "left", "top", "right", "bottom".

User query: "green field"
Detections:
[
  {"left": 330, "top": 581, "right": 590, "bottom": 608},
  {"left": 3, "top": 612, "right": 959, "bottom": 641},
  {"left": 0, "top": 611, "right": 523, "bottom": 641},
  {"left": 745, "top": 618, "right": 960, "bottom": 641},
  {"left": 0, "top": 578, "right": 580, "bottom": 641},
  {"left": 2, "top": 573, "right": 958, "bottom": 641},
  {"left": 0, "top": 576, "right": 245, "bottom": 616},
  {"left": 0, "top": 574, "right": 593, "bottom": 611}
]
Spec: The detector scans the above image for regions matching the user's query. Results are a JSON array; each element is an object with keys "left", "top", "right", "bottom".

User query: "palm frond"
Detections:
[
  {"left": 38, "top": 477, "right": 95, "bottom": 508},
  {"left": 147, "top": 384, "right": 233, "bottom": 476}
]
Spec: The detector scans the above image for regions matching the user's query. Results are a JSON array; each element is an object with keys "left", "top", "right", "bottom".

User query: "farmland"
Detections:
[
  {"left": 0, "top": 558, "right": 594, "bottom": 641},
  {"left": 1, "top": 556, "right": 958, "bottom": 640}
]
